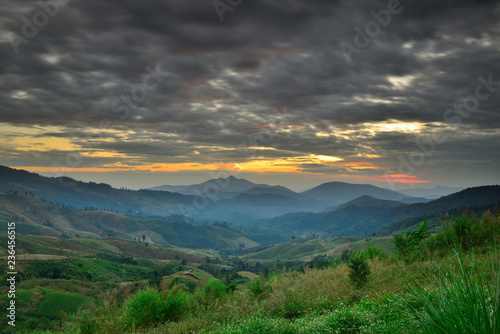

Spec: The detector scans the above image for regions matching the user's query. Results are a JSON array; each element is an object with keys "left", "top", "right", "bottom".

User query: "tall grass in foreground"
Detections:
[{"left": 403, "top": 248, "right": 500, "bottom": 334}]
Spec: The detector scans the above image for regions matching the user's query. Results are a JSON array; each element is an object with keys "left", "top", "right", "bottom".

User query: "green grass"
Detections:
[
  {"left": 19, "top": 278, "right": 118, "bottom": 296},
  {"left": 36, "top": 289, "right": 94, "bottom": 320},
  {"left": 69, "top": 238, "right": 123, "bottom": 254},
  {"left": 242, "top": 236, "right": 366, "bottom": 261},
  {"left": 403, "top": 249, "right": 500, "bottom": 334},
  {"left": 203, "top": 297, "right": 418, "bottom": 334}
]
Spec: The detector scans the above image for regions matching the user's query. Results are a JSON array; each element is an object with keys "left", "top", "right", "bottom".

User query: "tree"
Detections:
[
  {"left": 347, "top": 251, "right": 371, "bottom": 288},
  {"left": 142, "top": 235, "right": 146, "bottom": 242},
  {"left": 291, "top": 235, "right": 296, "bottom": 242}
]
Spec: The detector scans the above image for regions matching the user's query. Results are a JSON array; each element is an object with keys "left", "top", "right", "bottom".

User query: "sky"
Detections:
[{"left": 0, "top": 0, "right": 499, "bottom": 191}]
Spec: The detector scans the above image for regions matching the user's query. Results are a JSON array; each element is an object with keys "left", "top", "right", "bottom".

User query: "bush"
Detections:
[
  {"left": 393, "top": 220, "right": 432, "bottom": 259},
  {"left": 249, "top": 274, "right": 272, "bottom": 300},
  {"left": 124, "top": 287, "right": 188, "bottom": 328},
  {"left": 125, "top": 288, "right": 162, "bottom": 328},
  {"left": 438, "top": 216, "right": 487, "bottom": 250},
  {"left": 203, "top": 280, "right": 231, "bottom": 302},
  {"left": 403, "top": 214, "right": 500, "bottom": 261},
  {"left": 365, "top": 245, "right": 386, "bottom": 260},
  {"left": 347, "top": 251, "right": 371, "bottom": 288}
]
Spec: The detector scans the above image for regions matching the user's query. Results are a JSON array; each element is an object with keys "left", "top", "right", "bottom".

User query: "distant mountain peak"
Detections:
[
  {"left": 338, "top": 195, "right": 403, "bottom": 209},
  {"left": 302, "top": 181, "right": 409, "bottom": 203}
]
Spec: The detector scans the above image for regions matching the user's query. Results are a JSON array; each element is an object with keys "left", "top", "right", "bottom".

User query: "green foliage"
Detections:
[
  {"left": 203, "top": 279, "right": 231, "bottom": 302},
  {"left": 340, "top": 249, "right": 351, "bottom": 263},
  {"left": 347, "top": 251, "right": 371, "bottom": 288},
  {"left": 148, "top": 276, "right": 162, "bottom": 288},
  {"left": 407, "top": 220, "right": 432, "bottom": 247},
  {"left": 7, "top": 213, "right": 499, "bottom": 334},
  {"left": 25, "top": 259, "right": 102, "bottom": 281},
  {"left": 36, "top": 289, "right": 91, "bottom": 320},
  {"left": 393, "top": 220, "right": 432, "bottom": 258},
  {"left": 403, "top": 249, "right": 500, "bottom": 334},
  {"left": 126, "top": 288, "right": 162, "bottom": 327},
  {"left": 395, "top": 213, "right": 500, "bottom": 261},
  {"left": 249, "top": 275, "right": 272, "bottom": 300},
  {"left": 365, "top": 245, "right": 386, "bottom": 260},
  {"left": 213, "top": 317, "right": 295, "bottom": 334},
  {"left": 305, "top": 254, "right": 334, "bottom": 269},
  {"left": 392, "top": 232, "right": 410, "bottom": 256},
  {"left": 436, "top": 216, "right": 494, "bottom": 250},
  {"left": 124, "top": 287, "right": 188, "bottom": 328},
  {"left": 208, "top": 297, "right": 417, "bottom": 334},
  {"left": 95, "top": 253, "right": 138, "bottom": 265}
]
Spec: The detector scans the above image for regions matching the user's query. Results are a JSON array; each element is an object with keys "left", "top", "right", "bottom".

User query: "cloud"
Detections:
[{"left": 0, "top": 0, "right": 499, "bottom": 187}]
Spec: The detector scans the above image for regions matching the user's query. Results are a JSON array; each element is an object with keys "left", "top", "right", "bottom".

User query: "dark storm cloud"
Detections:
[{"left": 0, "top": 0, "right": 499, "bottom": 182}]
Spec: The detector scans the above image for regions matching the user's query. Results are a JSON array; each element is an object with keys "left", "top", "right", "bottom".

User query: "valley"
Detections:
[{"left": 0, "top": 165, "right": 499, "bottom": 333}]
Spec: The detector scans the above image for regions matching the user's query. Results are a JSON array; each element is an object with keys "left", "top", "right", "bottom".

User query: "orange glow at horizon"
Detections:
[
  {"left": 380, "top": 173, "right": 432, "bottom": 184},
  {"left": 15, "top": 154, "right": 344, "bottom": 174}
]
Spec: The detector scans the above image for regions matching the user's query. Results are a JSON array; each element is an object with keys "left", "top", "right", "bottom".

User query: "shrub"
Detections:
[
  {"left": 203, "top": 279, "right": 230, "bottom": 302},
  {"left": 438, "top": 216, "right": 488, "bottom": 250},
  {"left": 161, "top": 288, "right": 188, "bottom": 322},
  {"left": 392, "top": 233, "right": 410, "bottom": 257},
  {"left": 124, "top": 287, "right": 188, "bottom": 328},
  {"left": 249, "top": 274, "right": 272, "bottom": 300},
  {"left": 365, "top": 245, "right": 386, "bottom": 260},
  {"left": 125, "top": 288, "right": 163, "bottom": 328},
  {"left": 347, "top": 251, "right": 371, "bottom": 288},
  {"left": 393, "top": 220, "right": 432, "bottom": 258}
]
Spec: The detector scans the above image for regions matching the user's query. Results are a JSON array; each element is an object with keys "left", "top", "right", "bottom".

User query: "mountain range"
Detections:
[
  {"left": 1, "top": 165, "right": 497, "bottom": 242},
  {"left": 397, "top": 186, "right": 464, "bottom": 199},
  {"left": 1, "top": 165, "right": 437, "bottom": 222},
  {"left": 0, "top": 193, "right": 290, "bottom": 249},
  {"left": 255, "top": 186, "right": 500, "bottom": 237}
]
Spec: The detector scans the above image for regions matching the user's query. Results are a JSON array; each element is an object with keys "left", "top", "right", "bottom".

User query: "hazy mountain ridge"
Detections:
[
  {"left": 2, "top": 166, "right": 423, "bottom": 222},
  {"left": 149, "top": 176, "right": 292, "bottom": 197},
  {"left": 397, "top": 186, "right": 464, "bottom": 199},
  {"left": 0, "top": 194, "right": 290, "bottom": 249},
  {"left": 258, "top": 186, "right": 500, "bottom": 237},
  {"left": 338, "top": 195, "right": 403, "bottom": 209},
  {"left": 1, "top": 166, "right": 495, "bottom": 239},
  {"left": 0, "top": 166, "right": 324, "bottom": 220},
  {"left": 301, "top": 181, "right": 411, "bottom": 203},
  {"left": 0, "top": 165, "right": 194, "bottom": 217}
]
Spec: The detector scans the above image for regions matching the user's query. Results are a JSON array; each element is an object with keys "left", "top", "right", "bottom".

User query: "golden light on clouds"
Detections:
[
  {"left": 314, "top": 155, "right": 343, "bottom": 162},
  {"left": 79, "top": 151, "right": 141, "bottom": 159},
  {"left": 17, "top": 154, "right": 344, "bottom": 174},
  {"left": 371, "top": 120, "right": 422, "bottom": 133},
  {"left": 1, "top": 124, "right": 79, "bottom": 152},
  {"left": 2, "top": 120, "right": 429, "bottom": 183},
  {"left": 339, "top": 161, "right": 378, "bottom": 172},
  {"left": 357, "top": 153, "right": 381, "bottom": 158},
  {"left": 14, "top": 136, "right": 79, "bottom": 152}
]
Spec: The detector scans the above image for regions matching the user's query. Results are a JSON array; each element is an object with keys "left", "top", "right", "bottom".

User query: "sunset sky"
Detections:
[{"left": 1, "top": 0, "right": 499, "bottom": 191}]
